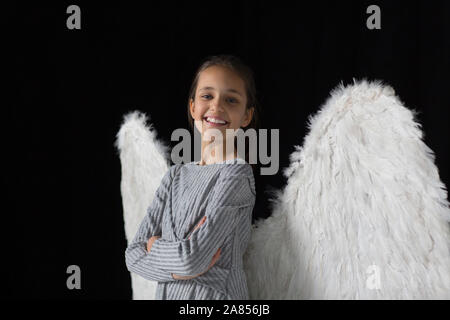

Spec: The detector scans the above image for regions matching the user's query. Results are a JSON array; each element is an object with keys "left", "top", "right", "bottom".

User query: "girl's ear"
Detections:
[
  {"left": 242, "top": 107, "right": 254, "bottom": 127},
  {"left": 189, "top": 99, "right": 195, "bottom": 118}
]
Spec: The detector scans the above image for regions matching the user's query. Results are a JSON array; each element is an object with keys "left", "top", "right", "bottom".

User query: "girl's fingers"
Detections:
[
  {"left": 146, "top": 235, "right": 161, "bottom": 252},
  {"left": 194, "top": 217, "right": 206, "bottom": 231},
  {"left": 213, "top": 248, "right": 221, "bottom": 259},
  {"left": 188, "top": 216, "right": 208, "bottom": 240}
]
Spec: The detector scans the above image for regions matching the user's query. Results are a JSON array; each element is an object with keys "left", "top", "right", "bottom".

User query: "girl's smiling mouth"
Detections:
[{"left": 203, "top": 115, "right": 229, "bottom": 127}]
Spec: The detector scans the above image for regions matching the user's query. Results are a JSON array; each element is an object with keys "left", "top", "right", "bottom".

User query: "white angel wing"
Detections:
[
  {"left": 115, "top": 111, "right": 171, "bottom": 300},
  {"left": 243, "top": 79, "right": 450, "bottom": 299}
]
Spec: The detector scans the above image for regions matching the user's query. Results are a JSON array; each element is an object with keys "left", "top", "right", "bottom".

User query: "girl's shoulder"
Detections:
[{"left": 167, "top": 162, "right": 184, "bottom": 177}]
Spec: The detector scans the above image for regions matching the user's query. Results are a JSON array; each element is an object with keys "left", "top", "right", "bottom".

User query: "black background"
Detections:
[{"left": 6, "top": 1, "right": 449, "bottom": 299}]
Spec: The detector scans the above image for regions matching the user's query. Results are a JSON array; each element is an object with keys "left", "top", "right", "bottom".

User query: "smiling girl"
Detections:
[{"left": 125, "top": 54, "right": 260, "bottom": 300}]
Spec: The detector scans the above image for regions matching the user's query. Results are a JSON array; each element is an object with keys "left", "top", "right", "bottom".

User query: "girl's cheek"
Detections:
[{"left": 196, "top": 102, "right": 207, "bottom": 113}]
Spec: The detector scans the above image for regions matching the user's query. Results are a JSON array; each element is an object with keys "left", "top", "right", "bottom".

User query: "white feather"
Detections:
[{"left": 115, "top": 110, "right": 170, "bottom": 300}]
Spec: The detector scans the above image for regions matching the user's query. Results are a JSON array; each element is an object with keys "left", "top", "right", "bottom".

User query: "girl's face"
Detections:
[{"left": 190, "top": 66, "right": 254, "bottom": 138}]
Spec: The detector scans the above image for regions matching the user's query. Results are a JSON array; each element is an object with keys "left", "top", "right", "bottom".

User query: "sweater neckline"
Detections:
[{"left": 187, "top": 157, "right": 247, "bottom": 166}]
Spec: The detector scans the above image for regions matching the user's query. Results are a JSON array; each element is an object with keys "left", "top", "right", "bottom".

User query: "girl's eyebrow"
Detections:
[{"left": 199, "top": 86, "right": 243, "bottom": 97}]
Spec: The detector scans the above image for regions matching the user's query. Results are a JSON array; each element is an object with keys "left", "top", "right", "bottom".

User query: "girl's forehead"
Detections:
[{"left": 197, "top": 66, "right": 245, "bottom": 92}]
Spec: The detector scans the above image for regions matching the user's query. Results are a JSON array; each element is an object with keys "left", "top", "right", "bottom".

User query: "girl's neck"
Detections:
[{"left": 198, "top": 138, "right": 238, "bottom": 166}]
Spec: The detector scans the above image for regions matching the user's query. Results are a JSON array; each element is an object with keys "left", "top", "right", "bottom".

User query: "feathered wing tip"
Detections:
[
  {"left": 115, "top": 110, "right": 171, "bottom": 300},
  {"left": 244, "top": 79, "right": 450, "bottom": 299},
  {"left": 115, "top": 110, "right": 171, "bottom": 163}
]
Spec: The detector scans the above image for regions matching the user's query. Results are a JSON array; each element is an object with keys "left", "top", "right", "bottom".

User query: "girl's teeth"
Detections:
[{"left": 206, "top": 117, "right": 226, "bottom": 124}]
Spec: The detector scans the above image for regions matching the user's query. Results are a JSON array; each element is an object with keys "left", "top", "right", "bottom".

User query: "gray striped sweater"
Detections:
[{"left": 125, "top": 158, "right": 256, "bottom": 300}]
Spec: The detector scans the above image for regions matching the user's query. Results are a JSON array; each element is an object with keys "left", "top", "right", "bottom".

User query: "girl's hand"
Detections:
[
  {"left": 188, "top": 216, "right": 207, "bottom": 240},
  {"left": 146, "top": 235, "right": 161, "bottom": 253},
  {"left": 171, "top": 247, "right": 221, "bottom": 280}
]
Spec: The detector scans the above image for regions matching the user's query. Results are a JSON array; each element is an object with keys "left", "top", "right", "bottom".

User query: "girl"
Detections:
[{"left": 125, "top": 54, "right": 260, "bottom": 300}]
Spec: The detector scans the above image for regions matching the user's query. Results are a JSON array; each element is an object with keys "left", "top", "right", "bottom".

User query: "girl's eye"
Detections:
[{"left": 200, "top": 94, "right": 238, "bottom": 103}]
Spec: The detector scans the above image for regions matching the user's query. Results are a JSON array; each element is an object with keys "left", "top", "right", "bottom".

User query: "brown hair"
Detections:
[{"left": 186, "top": 54, "right": 261, "bottom": 168}]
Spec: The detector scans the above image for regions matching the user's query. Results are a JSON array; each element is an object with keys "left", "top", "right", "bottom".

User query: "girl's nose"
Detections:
[{"left": 210, "top": 103, "right": 224, "bottom": 112}]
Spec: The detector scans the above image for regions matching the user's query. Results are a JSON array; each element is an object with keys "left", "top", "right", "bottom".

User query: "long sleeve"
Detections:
[
  {"left": 145, "top": 166, "right": 256, "bottom": 277},
  {"left": 124, "top": 165, "right": 178, "bottom": 282}
]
